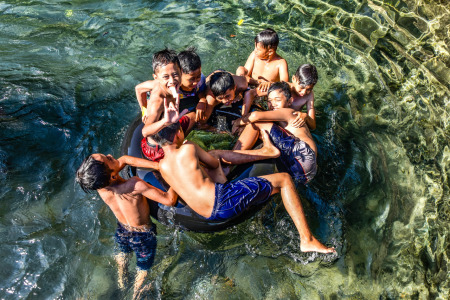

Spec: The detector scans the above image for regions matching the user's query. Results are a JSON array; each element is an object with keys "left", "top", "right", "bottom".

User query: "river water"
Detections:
[{"left": 0, "top": 0, "right": 448, "bottom": 299}]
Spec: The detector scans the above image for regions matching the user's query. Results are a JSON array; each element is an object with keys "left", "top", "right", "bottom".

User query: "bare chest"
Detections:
[{"left": 252, "top": 60, "right": 280, "bottom": 82}]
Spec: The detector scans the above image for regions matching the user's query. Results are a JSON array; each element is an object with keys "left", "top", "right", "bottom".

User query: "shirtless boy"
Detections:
[
  {"left": 149, "top": 111, "right": 335, "bottom": 254},
  {"left": 135, "top": 48, "right": 205, "bottom": 123},
  {"left": 289, "top": 64, "right": 318, "bottom": 130},
  {"left": 139, "top": 49, "right": 196, "bottom": 162},
  {"left": 236, "top": 28, "right": 289, "bottom": 95},
  {"left": 75, "top": 154, "right": 177, "bottom": 298},
  {"left": 232, "top": 81, "right": 318, "bottom": 184},
  {"left": 197, "top": 71, "right": 257, "bottom": 126}
]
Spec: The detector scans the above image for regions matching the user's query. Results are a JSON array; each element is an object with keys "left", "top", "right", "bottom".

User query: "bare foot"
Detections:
[
  {"left": 260, "top": 129, "right": 280, "bottom": 158},
  {"left": 300, "top": 236, "right": 336, "bottom": 254}
]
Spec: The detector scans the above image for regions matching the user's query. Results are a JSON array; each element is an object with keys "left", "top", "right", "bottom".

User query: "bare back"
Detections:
[
  {"left": 159, "top": 144, "right": 216, "bottom": 218},
  {"left": 97, "top": 177, "right": 151, "bottom": 227}
]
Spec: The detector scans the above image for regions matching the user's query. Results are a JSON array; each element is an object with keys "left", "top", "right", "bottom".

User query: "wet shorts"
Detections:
[
  {"left": 115, "top": 222, "right": 157, "bottom": 271},
  {"left": 269, "top": 124, "right": 317, "bottom": 184},
  {"left": 141, "top": 115, "right": 191, "bottom": 162},
  {"left": 208, "top": 177, "right": 273, "bottom": 221}
]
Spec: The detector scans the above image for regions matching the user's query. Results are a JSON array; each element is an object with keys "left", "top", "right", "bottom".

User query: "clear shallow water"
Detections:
[{"left": 0, "top": 0, "right": 448, "bottom": 299}]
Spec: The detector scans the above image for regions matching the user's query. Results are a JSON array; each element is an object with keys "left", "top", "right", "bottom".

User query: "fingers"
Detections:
[
  {"left": 178, "top": 108, "right": 189, "bottom": 120},
  {"left": 196, "top": 110, "right": 204, "bottom": 122},
  {"left": 168, "top": 100, "right": 176, "bottom": 111},
  {"left": 292, "top": 119, "right": 305, "bottom": 128}
]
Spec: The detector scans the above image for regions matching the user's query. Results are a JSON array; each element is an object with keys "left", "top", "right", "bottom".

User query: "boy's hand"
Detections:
[
  {"left": 163, "top": 97, "right": 188, "bottom": 125},
  {"left": 141, "top": 106, "right": 148, "bottom": 123},
  {"left": 257, "top": 81, "right": 271, "bottom": 94},
  {"left": 195, "top": 102, "right": 206, "bottom": 122},
  {"left": 290, "top": 112, "right": 307, "bottom": 128}
]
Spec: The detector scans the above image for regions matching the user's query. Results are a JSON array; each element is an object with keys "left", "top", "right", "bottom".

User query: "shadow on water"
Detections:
[{"left": 0, "top": 0, "right": 449, "bottom": 299}]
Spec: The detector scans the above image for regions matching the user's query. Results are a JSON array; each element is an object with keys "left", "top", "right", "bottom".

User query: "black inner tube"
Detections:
[{"left": 120, "top": 102, "right": 276, "bottom": 232}]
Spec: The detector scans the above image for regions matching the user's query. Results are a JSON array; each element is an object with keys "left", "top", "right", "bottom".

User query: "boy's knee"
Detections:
[
  {"left": 279, "top": 172, "right": 293, "bottom": 185},
  {"left": 236, "top": 66, "right": 247, "bottom": 76},
  {"left": 208, "top": 150, "right": 220, "bottom": 159}
]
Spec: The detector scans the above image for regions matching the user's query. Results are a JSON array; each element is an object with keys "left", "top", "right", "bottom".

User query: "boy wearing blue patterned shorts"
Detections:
[{"left": 232, "top": 81, "right": 318, "bottom": 185}]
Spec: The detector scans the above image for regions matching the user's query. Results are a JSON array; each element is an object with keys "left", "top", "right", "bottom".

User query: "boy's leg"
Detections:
[
  {"left": 260, "top": 172, "right": 335, "bottom": 254},
  {"left": 115, "top": 252, "right": 132, "bottom": 289},
  {"left": 133, "top": 269, "right": 148, "bottom": 300},
  {"left": 115, "top": 224, "right": 133, "bottom": 289},
  {"left": 131, "top": 228, "right": 157, "bottom": 298},
  {"left": 209, "top": 129, "right": 279, "bottom": 165},
  {"left": 233, "top": 122, "right": 274, "bottom": 151}
]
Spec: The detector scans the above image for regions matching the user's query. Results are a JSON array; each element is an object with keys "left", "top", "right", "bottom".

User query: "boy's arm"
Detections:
[
  {"left": 142, "top": 95, "right": 187, "bottom": 137},
  {"left": 243, "top": 52, "right": 259, "bottom": 85},
  {"left": 305, "top": 92, "right": 316, "bottom": 130},
  {"left": 184, "top": 141, "right": 220, "bottom": 170},
  {"left": 199, "top": 93, "right": 220, "bottom": 123},
  {"left": 142, "top": 93, "right": 165, "bottom": 137},
  {"left": 279, "top": 59, "right": 289, "bottom": 82},
  {"left": 134, "top": 178, "right": 178, "bottom": 206},
  {"left": 241, "top": 89, "right": 257, "bottom": 116},
  {"left": 243, "top": 51, "right": 255, "bottom": 78},
  {"left": 291, "top": 93, "right": 316, "bottom": 130},
  {"left": 118, "top": 155, "right": 159, "bottom": 171},
  {"left": 195, "top": 90, "right": 208, "bottom": 122},
  {"left": 135, "top": 80, "right": 155, "bottom": 110},
  {"left": 238, "top": 109, "right": 294, "bottom": 126}
]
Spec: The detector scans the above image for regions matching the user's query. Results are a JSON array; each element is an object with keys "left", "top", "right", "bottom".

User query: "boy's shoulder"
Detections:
[{"left": 148, "top": 85, "right": 166, "bottom": 103}]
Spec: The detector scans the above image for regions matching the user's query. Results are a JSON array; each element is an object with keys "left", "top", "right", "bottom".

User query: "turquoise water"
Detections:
[{"left": 1, "top": 0, "right": 448, "bottom": 299}]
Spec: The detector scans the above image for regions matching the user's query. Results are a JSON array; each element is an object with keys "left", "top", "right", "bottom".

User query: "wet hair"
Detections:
[
  {"left": 255, "top": 28, "right": 279, "bottom": 49},
  {"left": 178, "top": 47, "right": 201, "bottom": 74},
  {"left": 152, "top": 48, "right": 179, "bottom": 73},
  {"left": 293, "top": 64, "right": 318, "bottom": 86},
  {"left": 267, "top": 81, "right": 291, "bottom": 100},
  {"left": 149, "top": 122, "right": 181, "bottom": 146},
  {"left": 75, "top": 155, "right": 112, "bottom": 193},
  {"left": 209, "top": 71, "right": 235, "bottom": 97}
]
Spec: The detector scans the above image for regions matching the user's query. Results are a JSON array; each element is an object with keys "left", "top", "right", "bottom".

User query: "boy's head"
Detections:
[
  {"left": 178, "top": 47, "right": 202, "bottom": 92},
  {"left": 267, "top": 81, "right": 291, "bottom": 110},
  {"left": 209, "top": 71, "right": 236, "bottom": 105},
  {"left": 254, "top": 28, "right": 279, "bottom": 60},
  {"left": 149, "top": 122, "right": 182, "bottom": 147},
  {"left": 292, "top": 64, "right": 318, "bottom": 97},
  {"left": 152, "top": 49, "right": 181, "bottom": 92},
  {"left": 76, "top": 154, "right": 120, "bottom": 193}
]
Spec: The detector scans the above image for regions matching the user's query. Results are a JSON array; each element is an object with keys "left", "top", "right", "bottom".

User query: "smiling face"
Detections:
[
  {"left": 268, "top": 89, "right": 290, "bottom": 110},
  {"left": 292, "top": 77, "right": 314, "bottom": 97},
  {"left": 216, "top": 87, "right": 236, "bottom": 106},
  {"left": 254, "top": 42, "right": 273, "bottom": 60},
  {"left": 153, "top": 63, "right": 181, "bottom": 94},
  {"left": 180, "top": 68, "right": 201, "bottom": 91}
]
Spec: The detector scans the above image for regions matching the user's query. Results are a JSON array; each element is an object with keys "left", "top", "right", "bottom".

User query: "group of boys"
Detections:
[{"left": 76, "top": 28, "right": 334, "bottom": 296}]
